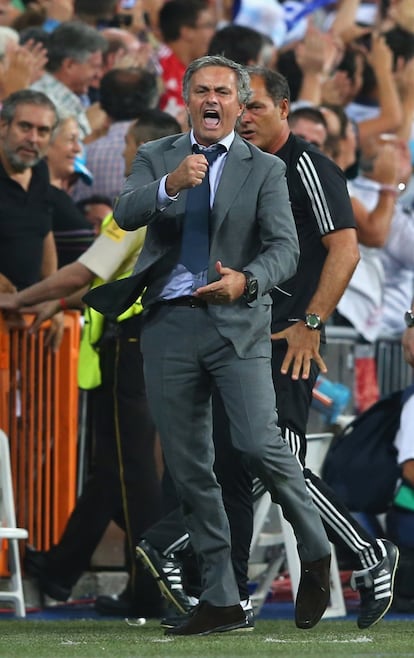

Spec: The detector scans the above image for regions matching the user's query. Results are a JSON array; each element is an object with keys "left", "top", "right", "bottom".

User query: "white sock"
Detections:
[{"left": 240, "top": 598, "right": 252, "bottom": 611}]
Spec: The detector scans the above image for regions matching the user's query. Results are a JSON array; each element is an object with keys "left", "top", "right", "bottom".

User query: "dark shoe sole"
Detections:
[
  {"left": 165, "top": 619, "right": 248, "bottom": 636},
  {"left": 161, "top": 610, "right": 255, "bottom": 632},
  {"left": 136, "top": 544, "right": 188, "bottom": 614}
]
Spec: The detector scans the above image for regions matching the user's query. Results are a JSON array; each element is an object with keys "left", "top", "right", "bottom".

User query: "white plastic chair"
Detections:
[{"left": 0, "top": 430, "right": 28, "bottom": 617}]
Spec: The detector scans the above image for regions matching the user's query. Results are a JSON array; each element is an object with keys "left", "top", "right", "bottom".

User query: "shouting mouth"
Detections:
[{"left": 203, "top": 109, "right": 220, "bottom": 129}]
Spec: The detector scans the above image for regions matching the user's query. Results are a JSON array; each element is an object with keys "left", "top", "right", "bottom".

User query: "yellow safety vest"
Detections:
[{"left": 77, "top": 216, "right": 143, "bottom": 390}]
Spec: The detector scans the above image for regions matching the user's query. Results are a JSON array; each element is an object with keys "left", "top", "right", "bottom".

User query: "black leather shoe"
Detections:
[
  {"left": 165, "top": 601, "right": 247, "bottom": 636},
  {"left": 136, "top": 539, "right": 193, "bottom": 614},
  {"left": 162, "top": 606, "right": 255, "bottom": 631},
  {"left": 295, "top": 554, "right": 331, "bottom": 629},
  {"left": 24, "top": 546, "right": 71, "bottom": 602}
]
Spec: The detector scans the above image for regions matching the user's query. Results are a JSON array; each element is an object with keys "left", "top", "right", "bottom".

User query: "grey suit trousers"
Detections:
[{"left": 141, "top": 304, "right": 330, "bottom": 606}]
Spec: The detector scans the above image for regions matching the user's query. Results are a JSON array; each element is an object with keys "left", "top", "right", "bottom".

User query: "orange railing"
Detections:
[{"left": 0, "top": 311, "right": 80, "bottom": 559}]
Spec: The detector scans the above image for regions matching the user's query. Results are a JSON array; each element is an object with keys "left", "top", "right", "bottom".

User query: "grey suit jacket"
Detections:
[{"left": 84, "top": 132, "right": 299, "bottom": 358}]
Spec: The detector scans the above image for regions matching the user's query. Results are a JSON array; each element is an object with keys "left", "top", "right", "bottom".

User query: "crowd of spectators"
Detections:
[{"left": 1, "top": 0, "right": 414, "bottom": 619}]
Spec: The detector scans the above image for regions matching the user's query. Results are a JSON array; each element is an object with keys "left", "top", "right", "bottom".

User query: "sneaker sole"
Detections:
[
  {"left": 358, "top": 543, "right": 400, "bottom": 629},
  {"left": 136, "top": 545, "right": 188, "bottom": 615}
]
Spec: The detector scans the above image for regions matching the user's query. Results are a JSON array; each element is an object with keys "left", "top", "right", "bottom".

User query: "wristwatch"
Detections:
[
  {"left": 305, "top": 312, "right": 323, "bottom": 331},
  {"left": 242, "top": 271, "right": 258, "bottom": 303},
  {"left": 404, "top": 309, "right": 414, "bottom": 328}
]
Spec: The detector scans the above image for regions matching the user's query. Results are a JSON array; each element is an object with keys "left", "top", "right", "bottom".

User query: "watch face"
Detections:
[
  {"left": 244, "top": 275, "right": 258, "bottom": 302},
  {"left": 249, "top": 280, "right": 258, "bottom": 295},
  {"left": 305, "top": 313, "right": 322, "bottom": 330}
]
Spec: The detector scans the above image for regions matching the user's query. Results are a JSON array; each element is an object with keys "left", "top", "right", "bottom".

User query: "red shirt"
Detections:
[{"left": 159, "top": 46, "right": 186, "bottom": 118}]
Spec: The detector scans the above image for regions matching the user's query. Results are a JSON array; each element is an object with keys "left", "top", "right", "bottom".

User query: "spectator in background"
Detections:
[
  {"left": 208, "top": 24, "right": 277, "bottom": 68},
  {"left": 335, "top": 135, "right": 402, "bottom": 346},
  {"left": 344, "top": 32, "right": 405, "bottom": 152},
  {"left": 83, "top": 25, "right": 160, "bottom": 107},
  {"left": 73, "top": 0, "right": 154, "bottom": 39},
  {"left": 12, "top": 0, "right": 73, "bottom": 32},
  {"left": 99, "top": 26, "right": 160, "bottom": 76},
  {"left": 0, "top": 0, "right": 20, "bottom": 26},
  {"left": 140, "top": 0, "right": 164, "bottom": 40},
  {"left": 31, "top": 20, "right": 107, "bottom": 142},
  {"left": 76, "top": 194, "right": 113, "bottom": 237},
  {"left": 71, "top": 66, "right": 159, "bottom": 203},
  {"left": 0, "top": 26, "right": 48, "bottom": 100},
  {"left": 288, "top": 106, "right": 329, "bottom": 150},
  {"left": 157, "top": 0, "right": 216, "bottom": 129},
  {"left": 0, "top": 108, "right": 182, "bottom": 619},
  {"left": 347, "top": 26, "right": 414, "bottom": 124},
  {"left": 0, "top": 88, "right": 63, "bottom": 347},
  {"left": 320, "top": 105, "right": 414, "bottom": 411},
  {"left": 100, "top": 26, "right": 142, "bottom": 69},
  {"left": 18, "top": 24, "right": 49, "bottom": 49},
  {"left": 379, "top": 198, "right": 414, "bottom": 340},
  {"left": 46, "top": 112, "right": 95, "bottom": 267},
  {"left": 0, "top": 88, "right": 58, "bottom": 291},
  {"left": 73, "top": 0, "right": 119, "bottom": 28}
]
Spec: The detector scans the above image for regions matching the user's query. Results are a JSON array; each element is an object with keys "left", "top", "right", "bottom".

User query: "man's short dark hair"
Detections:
[
  {"left": 208, "top": 25, "right": 267, "bottom": 65},
  {"left": 246, "top": 66, "right": 291, "bottom": 105},
  {"left": 19, "top": 26, "right": 49, "bottom": 49},
  {"left": 129, "top": 109, "right": 181, "bottom": 145},
  {"left": 159, "top": 0, "right": 208, "bottom": 43},
  {"left": 45, "top": 21, "right": 107, "bottom": 73},
  {"left": 289, "top": 107, "right": 328, "bottom": 131},
  {"left": 99, "top": 68, "right": 159, "bottom": 120},
  {"left": 0, "top": 89, "right": 58, "bottom": 127},
  {"left": 76, "top": 194, "right": 113, "bottom": 212}
]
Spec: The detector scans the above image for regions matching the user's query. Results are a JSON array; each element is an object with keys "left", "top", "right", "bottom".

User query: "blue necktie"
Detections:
[{"left": 180, "top": 144, "right": 225, "bottom": 274}]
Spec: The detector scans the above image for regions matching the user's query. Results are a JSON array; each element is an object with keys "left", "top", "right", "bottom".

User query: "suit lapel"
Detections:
[
  {"left": 211, "top": 135, "right": 252, "bottom": 234},
  {"left": 161, "top": 133, "right": 253, "bottom": 232}
]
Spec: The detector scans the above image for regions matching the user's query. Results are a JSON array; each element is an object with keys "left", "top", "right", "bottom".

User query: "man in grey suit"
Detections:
[{"left": 85, "top": 55, "right": 331, "bottom": 636}]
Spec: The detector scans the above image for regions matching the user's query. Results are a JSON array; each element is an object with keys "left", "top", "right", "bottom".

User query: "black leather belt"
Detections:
[{"left": 156, "top": 296, "right": 207, "bottom": 309}]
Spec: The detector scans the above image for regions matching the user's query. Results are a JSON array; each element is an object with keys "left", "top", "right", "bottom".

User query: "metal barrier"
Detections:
[
  {"left": 376, "top": 338, "right": 414, "bottom": 395},
  {"left": 0, "top": 311, "right": 80, "bottom": 563}
]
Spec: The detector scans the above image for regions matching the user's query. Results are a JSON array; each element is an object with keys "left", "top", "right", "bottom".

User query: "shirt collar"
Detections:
[{"left": 190, "top": 129, "right": 234, "bottom": 152}]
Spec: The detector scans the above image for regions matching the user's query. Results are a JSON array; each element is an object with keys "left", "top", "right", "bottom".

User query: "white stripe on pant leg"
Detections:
[
  {"left": 285, "top": 427, "right": 379, "bottom": 568},
  {"left": 164, "top": 534, "right": 190, "bottom": 556}
]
